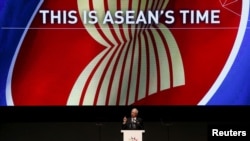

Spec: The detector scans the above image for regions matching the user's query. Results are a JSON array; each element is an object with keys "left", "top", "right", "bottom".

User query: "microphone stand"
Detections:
[
  {"left": 160, "top": 118, "right": 173, "bottom": 141},
  {"left": 96, "top": 122, "right": 103, "bottom": 141},
  {"left": 135, "top": 120, "right": 143, "bottom": 129}
]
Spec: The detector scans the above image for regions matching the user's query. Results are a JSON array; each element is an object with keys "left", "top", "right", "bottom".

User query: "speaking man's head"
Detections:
[{"left": 131, "top": 108, "right": 139, "bottom": 118}]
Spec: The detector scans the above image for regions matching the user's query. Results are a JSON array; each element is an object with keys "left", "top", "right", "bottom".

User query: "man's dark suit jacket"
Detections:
[{"left": 121, "top": 117, "right": 144, "bottom": 130}]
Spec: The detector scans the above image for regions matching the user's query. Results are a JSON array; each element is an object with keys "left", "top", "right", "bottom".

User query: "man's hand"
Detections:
[{"left": 123, "top": 116, "right": 127, "bottom": 124}]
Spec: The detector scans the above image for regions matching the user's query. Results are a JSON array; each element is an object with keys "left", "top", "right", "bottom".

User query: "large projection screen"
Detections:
[{"left": 0, "top": 0, "right": 250, "bottom": 106}]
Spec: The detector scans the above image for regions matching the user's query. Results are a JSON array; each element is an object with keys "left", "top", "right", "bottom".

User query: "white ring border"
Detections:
[
  {"left": 198, "top": 0, "right": 250, "bottom": 105},
  {"left": 6, "top": 0, "right": 44, "bottom": 106}
]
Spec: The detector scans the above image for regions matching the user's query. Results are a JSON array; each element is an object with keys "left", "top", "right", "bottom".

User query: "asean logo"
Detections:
[
  {"left": 129, "top": 137, "right": 138, "bottom": 141},
  {"left": 67, "top": 0, "right": 185, "bottom": 105}
]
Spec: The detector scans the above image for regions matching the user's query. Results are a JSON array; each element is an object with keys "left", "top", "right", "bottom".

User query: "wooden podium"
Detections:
[{"left": 121, "top": 130, "right": 145, "bottom": 141}]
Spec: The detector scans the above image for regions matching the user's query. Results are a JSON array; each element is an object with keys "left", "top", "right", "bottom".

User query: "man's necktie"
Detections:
[{"left": 132, "top": 118, "right": 136, "bottom": 129}]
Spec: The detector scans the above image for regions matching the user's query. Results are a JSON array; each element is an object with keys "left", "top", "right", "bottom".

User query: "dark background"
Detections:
[
  {"left": 0, "top": 122, "right": 207, "bottom": 141},
  {"left": 0, "top": 106, "right": 249, "bottom": 141}
]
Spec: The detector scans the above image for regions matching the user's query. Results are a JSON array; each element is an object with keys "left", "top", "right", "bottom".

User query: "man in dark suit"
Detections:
[{"left": 122, "top": 108, "right": 144, "bottom": 130}]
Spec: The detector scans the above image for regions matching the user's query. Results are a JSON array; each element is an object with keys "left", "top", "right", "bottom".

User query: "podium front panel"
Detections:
[{"left": 121, "top": 130, "right": 145, "bottom": 141}]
